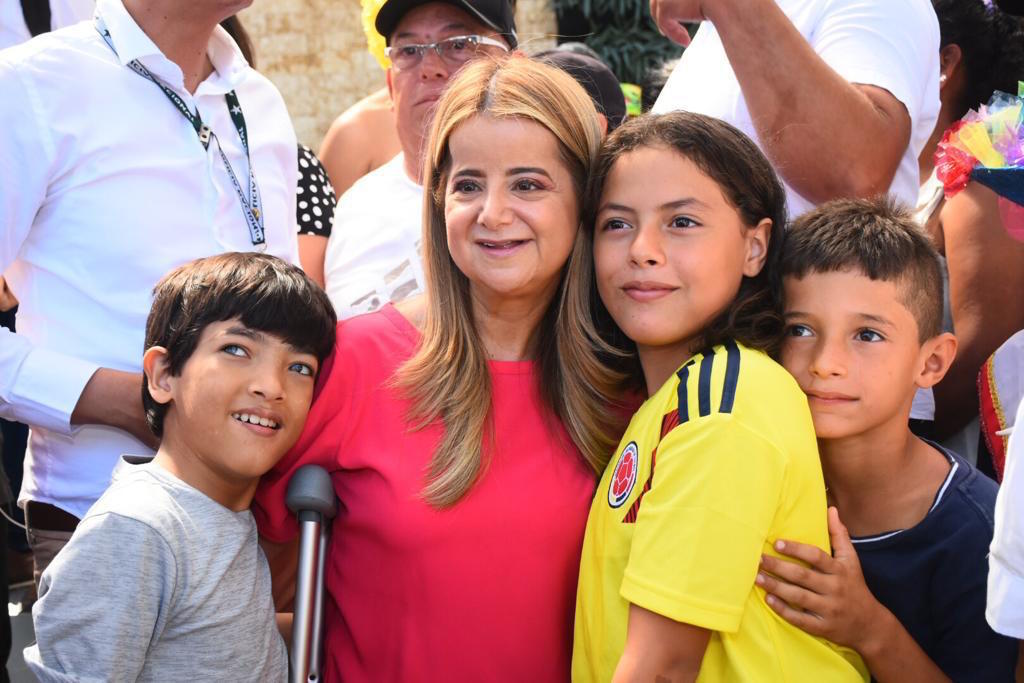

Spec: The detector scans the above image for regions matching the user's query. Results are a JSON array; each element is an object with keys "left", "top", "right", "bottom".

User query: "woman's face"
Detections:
[{"left": 444, "top": 115, "right": 580, "bottom": 307}]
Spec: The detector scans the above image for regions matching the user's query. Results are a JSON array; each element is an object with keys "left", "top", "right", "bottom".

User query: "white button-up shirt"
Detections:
[
  {"left": 0, "top": 0, "right": 299, "bottom": 518},
  {"left": 0, "top": 0, "right": 94, "bottom": 50}
]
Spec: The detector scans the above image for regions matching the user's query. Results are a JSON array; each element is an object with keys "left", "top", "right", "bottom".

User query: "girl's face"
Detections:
[
  {"left": 593, "top": 145, "right": 770, "bottom": 361},
  {"left": 444, "top": 114, "right": 580, "bottom": 308}
]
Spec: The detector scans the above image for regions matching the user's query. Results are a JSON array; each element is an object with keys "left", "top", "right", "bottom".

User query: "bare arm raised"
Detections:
[{"left": 651, "top": 0, "right": 931, "bottom": 204}]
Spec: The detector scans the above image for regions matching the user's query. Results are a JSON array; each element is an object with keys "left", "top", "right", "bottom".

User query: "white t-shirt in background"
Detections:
[
  {"left": 323, "top": 153, "right": 426, "bottom": 319},
  {"left": 988, "top": 398, "right": 1024, "bottom": 638},
  {"left": 653, "top": 0, "right": 940, "bottom": 218}
]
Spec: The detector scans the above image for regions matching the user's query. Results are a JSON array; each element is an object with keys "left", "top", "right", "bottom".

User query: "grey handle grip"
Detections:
[{"left": 286, "top": 465, "right": 337, "bottom": 519}]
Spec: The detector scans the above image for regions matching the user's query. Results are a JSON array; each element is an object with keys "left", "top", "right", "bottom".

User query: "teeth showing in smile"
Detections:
[
  {"left": 231, "top": 413, "right": 279, "bottom": 430},
  {"left": 480, "top": 240, "right": 523, "bottom": 248}
]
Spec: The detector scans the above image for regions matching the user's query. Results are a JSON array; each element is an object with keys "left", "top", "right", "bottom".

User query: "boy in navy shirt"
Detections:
[{"left": 758, "top": 196, "right": 1019, "bottom": 681}]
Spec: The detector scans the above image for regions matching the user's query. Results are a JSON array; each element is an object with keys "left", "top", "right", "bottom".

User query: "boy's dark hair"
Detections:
[
  {"left": 584, "top": 111, "right": 789, "bottom": 371},
  {"left": 142, "top": 253, "right": 337, "bottom": 437},
  {"left": 781, "top": 196, "right": 943, "bottom": 341}
]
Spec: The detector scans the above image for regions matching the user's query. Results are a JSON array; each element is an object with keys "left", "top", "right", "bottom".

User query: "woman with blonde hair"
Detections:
[{"left": 254, "top": 55, "right": 626, "bottom": 681}]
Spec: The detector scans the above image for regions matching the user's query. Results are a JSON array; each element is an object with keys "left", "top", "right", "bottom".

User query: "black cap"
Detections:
[
  {"left": 535, "top": 49, "right": 627, "bottom": 131},
  {"left": 376, "top": 0, "right": 518, "bottom": 49}
]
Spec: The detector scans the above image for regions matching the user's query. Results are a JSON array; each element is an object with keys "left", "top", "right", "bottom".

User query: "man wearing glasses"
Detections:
[{"left": 322, "top": 0, "right": 514, "bottom": 319}]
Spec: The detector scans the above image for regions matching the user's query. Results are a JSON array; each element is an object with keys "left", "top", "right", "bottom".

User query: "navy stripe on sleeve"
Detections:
[
  {"left": 719, "top": 340, "right": 741, "bottom": 414},
  {"left": 676, "top": 362, "right": 692, "bottom": 425},
  {"left": 698, "top": 351, "right": 714, "bottom": 417}
]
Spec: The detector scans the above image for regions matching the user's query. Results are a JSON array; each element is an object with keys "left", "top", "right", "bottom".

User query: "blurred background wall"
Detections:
[{"left": 240, "top": 0, "right": 557, "bottom": 148}]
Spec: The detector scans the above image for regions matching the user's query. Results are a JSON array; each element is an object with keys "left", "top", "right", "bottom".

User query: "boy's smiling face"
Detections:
[
  {"left": 780, "top": 269, "right": 951, "bottom": 440},
  {"left": 145, "top": 319, "right": 318, "bottom": 509}
]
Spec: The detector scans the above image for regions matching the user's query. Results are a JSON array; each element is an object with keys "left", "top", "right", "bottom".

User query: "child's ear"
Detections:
[
  {"left": 742, "top": 218, "right": 772, "bottom": 277},
  {"left": 143, "top": 346, "right": 174, "bottom": 405},
  {"left": 915, "top": 332, "right": 958, "bottom": 389}
]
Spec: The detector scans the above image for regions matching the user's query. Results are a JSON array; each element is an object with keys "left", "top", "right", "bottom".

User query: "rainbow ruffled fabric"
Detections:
[{"left": 936, "top": 82, "right": 1024, "bottom": 206}]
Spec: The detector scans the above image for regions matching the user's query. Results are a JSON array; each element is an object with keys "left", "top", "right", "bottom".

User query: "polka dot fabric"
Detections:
[{"left": 296, "top": 144, "right": 337, "bottom": 237}]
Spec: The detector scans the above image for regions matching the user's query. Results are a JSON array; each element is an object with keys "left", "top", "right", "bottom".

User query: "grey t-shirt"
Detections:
[{"left": 24, "top": 460, "right": 287, "bottom": 682}]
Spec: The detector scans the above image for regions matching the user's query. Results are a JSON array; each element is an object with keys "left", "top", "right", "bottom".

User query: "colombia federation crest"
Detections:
[{"left": 607, "top": 441, "right": 639, "bottom": 508}]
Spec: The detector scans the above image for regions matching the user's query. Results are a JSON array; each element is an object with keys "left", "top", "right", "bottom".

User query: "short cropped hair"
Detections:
[
  {"left": 781, "top": 196, "right": 943, "bottom": 341},
  {"left": 142, "top": 253, "right": 337, "bottom": 437}
]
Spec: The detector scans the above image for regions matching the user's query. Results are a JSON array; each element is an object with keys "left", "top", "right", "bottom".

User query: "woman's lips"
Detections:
[{"left": 476, "top": 239, "right": 528, "bottom": 257}]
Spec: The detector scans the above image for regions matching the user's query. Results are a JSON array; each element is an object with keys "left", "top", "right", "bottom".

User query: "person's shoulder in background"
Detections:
[{"left": 319, "top": 88, "right": 401, "bottom": 197}]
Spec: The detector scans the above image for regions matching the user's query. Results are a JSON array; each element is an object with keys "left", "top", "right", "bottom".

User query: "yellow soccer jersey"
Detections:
[{"left": 572, "top": 341, "right": 868, "bottom": 682}]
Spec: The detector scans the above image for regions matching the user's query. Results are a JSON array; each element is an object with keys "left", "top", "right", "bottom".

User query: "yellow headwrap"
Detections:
[{"left": 362, "top": 0, "right": 391, "bottom": 70}]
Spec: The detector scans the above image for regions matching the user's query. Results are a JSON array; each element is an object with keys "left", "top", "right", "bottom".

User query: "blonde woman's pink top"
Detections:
[{"left": 253, "top": 304, "right": 597, "bottom": 681}]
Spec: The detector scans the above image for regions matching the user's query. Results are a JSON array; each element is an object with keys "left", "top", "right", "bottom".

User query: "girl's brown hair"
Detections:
[
  {"left": 584, "top": 111, "right": 789, "bottom": 382},
  {"left": 395, "top": 56, "right": 629, "bottom": 507}
]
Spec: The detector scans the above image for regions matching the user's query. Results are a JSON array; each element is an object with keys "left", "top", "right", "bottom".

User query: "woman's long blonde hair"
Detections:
[{"left": 395, "top": 56, "right": 628, "bottom": 507}]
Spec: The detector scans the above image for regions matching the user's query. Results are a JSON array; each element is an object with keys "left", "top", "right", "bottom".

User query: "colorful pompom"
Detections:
[{"left": 935, "top": 82, "right": 1024, "bottom": 202}]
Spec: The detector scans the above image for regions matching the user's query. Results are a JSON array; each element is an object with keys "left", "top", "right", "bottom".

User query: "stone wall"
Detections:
[{"left": 240, "top": 0, "right": 557, "bottom": 149}]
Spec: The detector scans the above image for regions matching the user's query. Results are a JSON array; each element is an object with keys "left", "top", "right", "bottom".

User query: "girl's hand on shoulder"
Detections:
[{"left": 755, "top": 506, "right": 882, "bottom": 653}]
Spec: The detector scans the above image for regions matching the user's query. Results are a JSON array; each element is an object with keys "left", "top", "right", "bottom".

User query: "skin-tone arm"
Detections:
[
  {"left": 260, "top": 535, "right": 298, "bottom": 646},
  {"left": 70, "top": 368, "right": 158, "bottom": 449},
  {"left": 757, "top": 508, "right": 950, "bottom": 683},
  {"left": 260, "top": 535, "right": 299, "bottom": 611},
  {"left": 318, "top": 88, "right": 399, "bottom": 197},
  {"left": 933, "top": 183, "right": 1024, "bottom": 438},
  {"left": 612, "top": 604, "right": 710, "bottom": 683},
  {"left": 297, "top": 234, "right": 327, "bottom": 288},
  {"left": 319, "top": 118, "right": 377, "bottom": 198},
  {"left": 650, "top": 0, "right": 910, "bottom": 203},
  {"left": 276, "top": 612, "right": 293, "bottom": 647},
  {"left": 0, "top": 276, "right": 16, "bottom": 312}
]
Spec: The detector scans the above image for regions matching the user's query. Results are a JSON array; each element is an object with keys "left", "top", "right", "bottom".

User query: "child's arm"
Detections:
[
  {"left": 276, "top": 612, "right": 294, "bottom": 646},
  {"left": 25, "top": 513, "right": 174, "bottom": 682},
  {"left": 757, "top": 507, "right": 950, "bottom": 683},
  {"left": 260, "top": 535, "right": 299, "bottom": 611},
  {"left": 613, "top": 604, "right": 710, "bottom": 683}
]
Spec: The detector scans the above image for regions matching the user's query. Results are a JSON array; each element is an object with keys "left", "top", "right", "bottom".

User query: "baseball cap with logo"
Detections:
[{"left": 375, "top": 0, "right": 518, "bottom": 49}]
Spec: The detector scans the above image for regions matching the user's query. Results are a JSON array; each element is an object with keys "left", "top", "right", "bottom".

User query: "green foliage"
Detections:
[
  {"left": 551, "top": 0, "right": 682, "bottom": 86},
  {"left": 569, "top": 0, "right": 646, "bottom": 23}
]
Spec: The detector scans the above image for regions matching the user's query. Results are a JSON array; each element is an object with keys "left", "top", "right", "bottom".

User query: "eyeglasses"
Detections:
[{"left": 386, "top": 35, "right": 509, "bottom": 71}]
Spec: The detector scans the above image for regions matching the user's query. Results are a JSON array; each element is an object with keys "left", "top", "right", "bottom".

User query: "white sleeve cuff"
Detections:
[
  {"left": 4, "top": 344, "right": 100, "bottom": 435},
  {"left": 987, "top": 552, "right": 1024, "bottom": 639}
]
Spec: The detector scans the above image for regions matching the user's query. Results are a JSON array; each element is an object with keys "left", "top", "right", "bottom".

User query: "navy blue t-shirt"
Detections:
[{"left": 853, "top": 446, "right": 1018, "bottom": 682}]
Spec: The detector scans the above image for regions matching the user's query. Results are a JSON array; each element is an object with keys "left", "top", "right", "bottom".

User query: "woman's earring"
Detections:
[{"left": 940, "top": 73, "right": 948, "bottom": 86}]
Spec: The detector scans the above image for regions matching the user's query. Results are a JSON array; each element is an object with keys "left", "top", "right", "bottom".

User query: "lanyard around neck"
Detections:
[{"left": 94, "top": 15, "right": 266, "bottom": 248}]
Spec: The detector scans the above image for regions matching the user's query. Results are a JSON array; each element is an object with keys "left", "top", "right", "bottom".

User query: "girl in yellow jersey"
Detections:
[{"left": 571, "top": 112, "right": 869, "bottom": 682}]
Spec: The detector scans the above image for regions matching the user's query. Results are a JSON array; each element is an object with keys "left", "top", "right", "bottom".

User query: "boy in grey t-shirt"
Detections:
[{"left": 25, "top": 253, "right": 337, "bottom": 682}]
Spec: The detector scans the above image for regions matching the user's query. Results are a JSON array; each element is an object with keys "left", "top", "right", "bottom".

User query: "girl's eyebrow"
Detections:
[
  {"left": 596, "top": 202, "right": 636, "bottom": 215},
  {"left": 597, "top": 197, "right": 711, "bottom": 215},
  {"left": 661, "top": 197, "right": 711, "bottom": 211}
]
